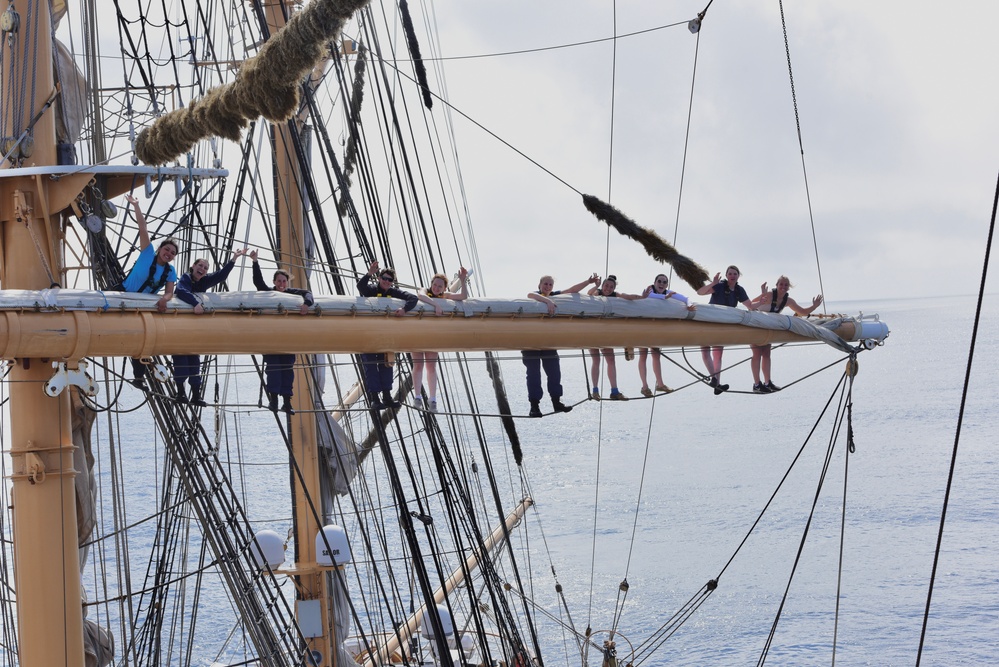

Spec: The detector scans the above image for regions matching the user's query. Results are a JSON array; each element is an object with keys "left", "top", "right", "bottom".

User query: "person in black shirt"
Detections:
[
  {"left": 356, "top": 261, "right": 418, "bottom": 410},
  {"left": 250, "top": 250, "right": 314, "bottom": 414},
  {"left": 696, "top": 265, "right": 757, "bottom": 395}
]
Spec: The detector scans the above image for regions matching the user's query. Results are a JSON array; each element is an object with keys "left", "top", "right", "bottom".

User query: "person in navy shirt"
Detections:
[
  {"left": 250, "top": 250, "right": 314, "bottom": 414},
  {"left": 696, "top": 265, "right": 758, "bottom": 395},
  {"left": 522, "top": 273, "right": 598, "bottom": 417},
  {"left": 172, "top": 248, "right": 247, "bottom": 405}
]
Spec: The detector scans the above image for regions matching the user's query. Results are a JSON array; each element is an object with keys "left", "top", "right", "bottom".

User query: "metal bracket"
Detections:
[{"left": 45, "top": 360, "right": 98, "bottom": 397}]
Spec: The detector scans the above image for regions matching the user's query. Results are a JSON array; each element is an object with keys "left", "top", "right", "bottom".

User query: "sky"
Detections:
[{"left": 417, "top": 0, "right": 999, "bottom": 303}]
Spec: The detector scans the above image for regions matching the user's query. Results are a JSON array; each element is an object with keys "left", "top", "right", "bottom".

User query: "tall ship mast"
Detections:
[{"left": 0, "top": 1, "right": 890, "bottom": 666}]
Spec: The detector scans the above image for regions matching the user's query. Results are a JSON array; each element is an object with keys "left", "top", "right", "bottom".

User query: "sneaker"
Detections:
[
  {"left": 609, "top": 391, "right": 629, "bottom": 401},
  {"left": 713, "top": 383, "right": 729, "bottom": 396},
  {"left": 590, "top": 390, "right": 601, "bottom": 400},
  {"left": 552, "top": 398, "right": 572, "bottom": 413},
  {"left": 429, "top": 399, "right": 438, "bottom": 413},
  {"left": 413, "top": 396, "right": 424, "bottom": 410},
  {"left": 529, "top": 402, "right": 543, "bottom": 418},
  {"left": 655, "top": 384, "right": 673, "bottom": 394},
  {"left": 640, "top": 387, "right": 653, "bottom": 398},
  {"left": 753, "top": 382, "right": 772, "bottom": 394},
  {"left": 765, "top": 381, "right": 782, "bottom": 392}
]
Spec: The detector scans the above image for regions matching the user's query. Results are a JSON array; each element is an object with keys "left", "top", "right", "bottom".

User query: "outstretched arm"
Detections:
[
  {"left": 125, "top": 194, "right": 150, "bottom": 250},
  {"left": 697, "top": 272, "right": 721, "bottom": 296},
  {"left": 447, "top": 267, "right": 469, "bottom": 301},
  {"left": 563, "top": 273, "right": 599, "bottom": 294},
  {"left": 787, "top": 294, "right": 822, "bottom": 316}
]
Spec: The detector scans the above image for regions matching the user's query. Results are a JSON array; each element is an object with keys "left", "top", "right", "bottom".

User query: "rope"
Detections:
[
  {"left": 778, "top": 0, "right": 827, "bottom": 311},
  {"left": 916, "top": 169, "right": 998, "bottom": 664}
]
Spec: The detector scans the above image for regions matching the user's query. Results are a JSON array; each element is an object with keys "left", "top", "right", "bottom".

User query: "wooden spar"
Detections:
[
  {"left": 0, "top": 309, "right": 862, "bottom": 359},
  {"left": 0, "top": 0, "right": 87, "bottom": 665},
  {"left": 367, "top": 497, "right": 535, "bottom": 666},
  {"left": 261, "top": 0, "right": 333, "bottom": 663}
]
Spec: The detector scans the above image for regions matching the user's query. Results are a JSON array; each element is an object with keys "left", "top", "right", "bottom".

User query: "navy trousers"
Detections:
[
  {"left": 263, "top": 353, "right": 295, "bottom": 397},
  {"left": 522, "top": 350, "right": 563, "bottom": 402},
  {"left": 361, "top": 353, "right": 394, "bottom": 395},
  {"left": 172, "top": 354, "right": 203, "bottom": 389}
]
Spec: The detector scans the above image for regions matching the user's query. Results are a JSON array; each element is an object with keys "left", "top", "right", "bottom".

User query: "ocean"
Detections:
[
  {"left": 5, "top": 295, "right": 994, "bottom": 666},
  {"left": 502, "top": 294, "right": 998, "bottom": 665}
]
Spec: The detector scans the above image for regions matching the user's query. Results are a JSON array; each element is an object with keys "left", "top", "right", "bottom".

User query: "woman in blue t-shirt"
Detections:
[{"left": 120, "top": 194, "right": 179, "bottom": 387}]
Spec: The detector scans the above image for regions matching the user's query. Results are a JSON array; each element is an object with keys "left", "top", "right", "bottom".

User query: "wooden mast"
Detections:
[
  {"left": 262, "top": 1, "right": 334, "bottom": 664},
  {"left": 0, "top": 0, "right": 86, "bottom": 664}
]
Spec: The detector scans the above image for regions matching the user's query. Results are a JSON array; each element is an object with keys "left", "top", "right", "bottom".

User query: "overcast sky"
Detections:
[{"left": 421, "top": 0, "right": 999, "bottom": 304}]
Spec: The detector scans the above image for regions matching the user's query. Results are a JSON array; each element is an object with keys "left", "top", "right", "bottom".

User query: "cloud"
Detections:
[{"left": 428, "top": 1, "right": 999, "bottom": 301}]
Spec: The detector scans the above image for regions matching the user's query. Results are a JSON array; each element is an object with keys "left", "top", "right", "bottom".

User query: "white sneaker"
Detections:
[
  {"left": 429, "top": 399, "right": 438, "bottom": 413},
  {"left": 413, "top": 396, "right": 424, "bottom": 410}
]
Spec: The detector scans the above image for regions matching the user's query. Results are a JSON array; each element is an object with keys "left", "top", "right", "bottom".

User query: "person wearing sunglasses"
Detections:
[
  {"left": 357, "top": 260, "right": 419, "bottom": 410},
  {"left": 586, "top": 275, "right": 642, "bottom": 400},
  {"left": 637, "top": 273, "right": 695, "bottom": 397}
]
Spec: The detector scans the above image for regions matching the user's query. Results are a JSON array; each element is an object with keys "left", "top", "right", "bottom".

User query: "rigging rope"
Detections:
[
  {"left": 778, "top": 0, "right": 827, "bottom": 312},
  {"left": 916, "top": 169, "right": 998, "bottom": 665}
]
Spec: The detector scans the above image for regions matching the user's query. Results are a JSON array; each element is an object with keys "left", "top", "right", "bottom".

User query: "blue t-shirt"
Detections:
[{"left": 121, "top": 245, "right": 177, "bottom": 293}]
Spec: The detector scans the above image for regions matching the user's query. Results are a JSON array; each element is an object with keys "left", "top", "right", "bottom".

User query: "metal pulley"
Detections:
[
  {"left": 0, "top": 7, "right": 19, "bottom": 35},
  {"left": 100, "top": 199, "right": 118, "bottom": 218}
]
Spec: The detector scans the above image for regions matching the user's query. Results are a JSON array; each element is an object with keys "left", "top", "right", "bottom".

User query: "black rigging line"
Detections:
[
  {"left": 916, "top": 169, "right": 998, "bottom": 665},
  {"left": 391, "top": 20, "right": 690, "bottom": 62},
  {"left": 778, "top": 0, "right": 826, "bottom": 311},
  {"left": 756, "top": 375, "right": 853, "bottom": 666}
]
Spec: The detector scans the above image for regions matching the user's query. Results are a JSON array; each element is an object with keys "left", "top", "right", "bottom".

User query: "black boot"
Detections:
[
  {"left": 176, "top": 383, "right": 188, "bottom": 404},
  {"left": 268, "top": 393, "right": 279, "bottom": 412},
  {"left": 529, "top": 401, "right": 543, "bottom": 418},
  {"left": 191, "top": 385, "right": 207, "bottom": 407},
  {"left": 281, "top": 396, "right": 294, "bottom": 415},
  {"left": 368, "top": 393, "right": 385, "bottom": 411},
  {"left": 552, "top": 397, "right": 572, "bottom": 413},
  {"left": 381, "top": 391, "right": 401, "bottom": 409}
]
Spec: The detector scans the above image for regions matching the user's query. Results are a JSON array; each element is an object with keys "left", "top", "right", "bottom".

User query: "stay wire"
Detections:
[
  {"left": 756, "top": 373, "right": 852, "bottom": 666},
  {"left": 916, "top": 169, "right": 999, "bottom": 664},
  {"left": 588, "top": 0, "right": 619, "bottom": 635},
  {"left": 831, "top": 363, "right": 857, "bottom": 664},
  {"left": 718, "top": 366, "right": 850, "bottom": 580},
  {"left": 670, "top": 24, "right": 701, "bottom": 254},
  {"left": 778, "top": 0, "right": 826, "bottom": 311}
]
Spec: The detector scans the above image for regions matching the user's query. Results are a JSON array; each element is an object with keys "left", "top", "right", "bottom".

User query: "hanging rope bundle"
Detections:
[
  {"left": 338, "top": 45, "right": 368, "bottom": 215},
  {"left": 135, "top": 0, "right": 371, "bottom": 165},
  {"left": 582, "top": 194, "right": 709, "bottom": 290},
  {"left": 399, "top": 0, "right": 433, "bottom": 110},
  {"left": 485, "top": 351, "right": 523, "bottom": 465}
]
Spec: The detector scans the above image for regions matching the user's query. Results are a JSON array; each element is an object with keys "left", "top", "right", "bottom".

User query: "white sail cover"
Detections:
[{"left": 0, "top": 289, "right": 887, "bottom": 353}]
